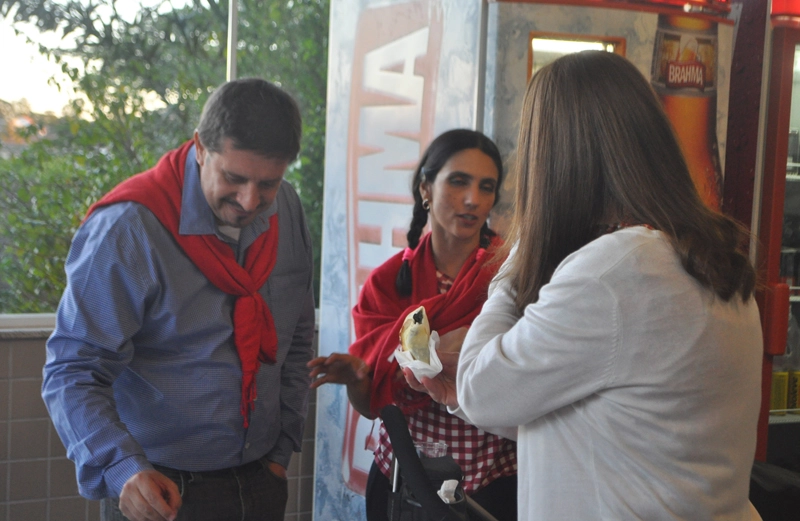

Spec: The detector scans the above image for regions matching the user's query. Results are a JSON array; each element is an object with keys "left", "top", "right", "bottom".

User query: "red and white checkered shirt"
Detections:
[
  {"left": 374, "top": 397, "right": 517, "bottom": 493},
  {"left": 374, "top": 270, "right": 517, "bottom": 493}
]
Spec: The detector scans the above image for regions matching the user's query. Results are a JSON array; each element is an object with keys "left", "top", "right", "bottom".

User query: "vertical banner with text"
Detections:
[{"left": 316, "top": 1, "right": 482, "bottom": 518}]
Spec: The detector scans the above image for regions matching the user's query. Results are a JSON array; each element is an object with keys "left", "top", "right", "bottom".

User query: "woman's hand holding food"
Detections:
[
  {"left": 403, "top": 350, "right": 459, "bottom": 408},
  {"left": 437, "top": 327, "right": 469, "bottom": 353},
  {"left": 402, "top": 327, "right": 467, "bottom": 409}
]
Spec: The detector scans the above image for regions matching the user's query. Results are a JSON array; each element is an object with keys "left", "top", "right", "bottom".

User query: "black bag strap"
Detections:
[{"left": 380, "top": 405, "right": 462, "bottom": 521}]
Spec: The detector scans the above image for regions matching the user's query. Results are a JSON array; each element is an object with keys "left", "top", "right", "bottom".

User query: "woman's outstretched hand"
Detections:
[
  {"left": 308, "top": 353, "right": 370, "bottom": 389},
  {"left": 403, "top": 350, "right": 460, "bottom": 409}
]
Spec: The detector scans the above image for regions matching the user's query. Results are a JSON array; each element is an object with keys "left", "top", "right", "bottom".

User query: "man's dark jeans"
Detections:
[{"left": 101, "top": 456, "right": 288, "bottom": 521}]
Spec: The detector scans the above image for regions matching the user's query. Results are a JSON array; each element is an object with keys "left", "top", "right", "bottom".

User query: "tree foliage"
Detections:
[{"left": 0, "top": 0, "right": 328, "bottom": 312}]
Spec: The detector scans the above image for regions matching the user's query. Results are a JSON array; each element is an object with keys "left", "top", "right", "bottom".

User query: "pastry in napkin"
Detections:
[{"left": 399, "top": 306, "right": 431, "bottom": 364}]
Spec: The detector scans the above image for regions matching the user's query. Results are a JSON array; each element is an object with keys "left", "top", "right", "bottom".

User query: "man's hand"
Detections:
[
  {"left": 266, "top": 461, "right": 287, "bottom": 479},
  {"left": 118, "top": 469, "right": 181, "bottom": 521},
  {"left": 403, "top": 350, "right": 460, "bottom": 409},
  {"left": 307, "top": 353, "right": 370, "bottom": 389}
]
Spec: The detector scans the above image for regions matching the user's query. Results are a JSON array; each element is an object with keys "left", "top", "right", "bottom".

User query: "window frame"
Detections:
[{"left": 528, "top": 31, "right": 627, "bottom": 79}]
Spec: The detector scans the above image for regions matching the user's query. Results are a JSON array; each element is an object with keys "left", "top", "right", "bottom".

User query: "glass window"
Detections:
[
  {"left": 774, "top": 43, "right": 800, "bottom": 419},
  {"left": 529, "top": 32, "right": 626, "bottom": 78}
]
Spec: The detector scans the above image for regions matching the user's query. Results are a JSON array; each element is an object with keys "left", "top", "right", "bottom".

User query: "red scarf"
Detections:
[
  {"left": 85, "top": 140, "right": 279, "bottom": 428},
  {"left": 350, "top": 233, "right": 503, "bottom": 416}
]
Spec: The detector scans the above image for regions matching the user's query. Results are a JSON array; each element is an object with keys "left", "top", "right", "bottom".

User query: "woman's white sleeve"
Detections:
[{"left": 456, "top": 269, "right": 619, "bottom": 428}]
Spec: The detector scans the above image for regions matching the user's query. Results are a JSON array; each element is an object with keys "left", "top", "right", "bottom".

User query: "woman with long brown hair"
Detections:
[{"left": 413, "top": 51, "right": 762, "bottom": 520}]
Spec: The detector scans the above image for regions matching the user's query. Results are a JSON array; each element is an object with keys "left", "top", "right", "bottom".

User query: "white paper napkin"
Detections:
[{"left": 392, "top": 330, "right": 442, "bottom": 380}]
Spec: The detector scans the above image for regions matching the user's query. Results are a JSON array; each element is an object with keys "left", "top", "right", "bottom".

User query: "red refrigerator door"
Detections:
[{"left": 756, "top": 23, "right": 800, "bottom": 460}]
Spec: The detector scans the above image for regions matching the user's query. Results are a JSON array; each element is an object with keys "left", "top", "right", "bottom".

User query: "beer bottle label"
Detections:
[
  {"left": 650, "top": 15, "right": 722, "bottom": 210},
  {"left": 651, "top": 25, "right": 717, "bottom": 95},
  {"left": 771, "top": 371, "right": 789, "bottom": 414},
  {"left": 789, "top": 371, "right": 800, "bottom": 413}
]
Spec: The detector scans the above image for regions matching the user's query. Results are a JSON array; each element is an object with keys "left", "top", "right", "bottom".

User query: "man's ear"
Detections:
[{"left": 193, "top": 131, "right": 206, "bottom": 167}]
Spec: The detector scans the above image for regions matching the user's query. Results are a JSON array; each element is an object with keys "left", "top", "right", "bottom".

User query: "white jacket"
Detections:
[{"left": 458, "top": 227, "right": 762, "bottom": 520}]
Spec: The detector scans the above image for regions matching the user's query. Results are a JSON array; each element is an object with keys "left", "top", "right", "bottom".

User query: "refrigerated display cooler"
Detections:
[{"left": 759, "top": 9, "right": 800, "bottom": 473}]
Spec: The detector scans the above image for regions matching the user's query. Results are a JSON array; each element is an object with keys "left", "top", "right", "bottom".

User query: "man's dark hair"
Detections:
[{"left": 197, "top": 78, "right": 302, "bottom": 161}]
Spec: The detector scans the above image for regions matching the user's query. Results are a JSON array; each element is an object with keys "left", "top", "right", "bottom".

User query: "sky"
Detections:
[
  {"left": 0, "top": 21, "right": 77, "bottom": 115},
  {"left": 0, "top": 1, "right": 190, "bottom": 116}
]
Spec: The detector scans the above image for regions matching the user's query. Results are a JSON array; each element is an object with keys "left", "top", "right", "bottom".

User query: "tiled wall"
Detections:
[
  {"left": 285, "top": 385, "right": 316, "bottom": 521},
  {"left": 0, "top": 329, "right": 317, "bottom": 521}
]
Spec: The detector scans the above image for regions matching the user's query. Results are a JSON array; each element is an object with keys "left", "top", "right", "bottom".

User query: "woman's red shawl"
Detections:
[{"left": 350, "top": 232, "right": 503, "bottom": 416}]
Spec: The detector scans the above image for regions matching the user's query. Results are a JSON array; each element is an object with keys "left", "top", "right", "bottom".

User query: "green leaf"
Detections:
[{"left": 0, "top": 0, "right": 328, "bottom": 311}]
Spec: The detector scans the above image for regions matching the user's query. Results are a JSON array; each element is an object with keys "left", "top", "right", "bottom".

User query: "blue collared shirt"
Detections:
[{"left": 42, "top": 145, "right": 315, "bottom": 499}]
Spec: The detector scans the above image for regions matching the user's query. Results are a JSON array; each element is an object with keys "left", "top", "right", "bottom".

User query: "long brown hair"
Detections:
[{"left": 502, "top": 50, "right": 754, "bottom": 314}]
